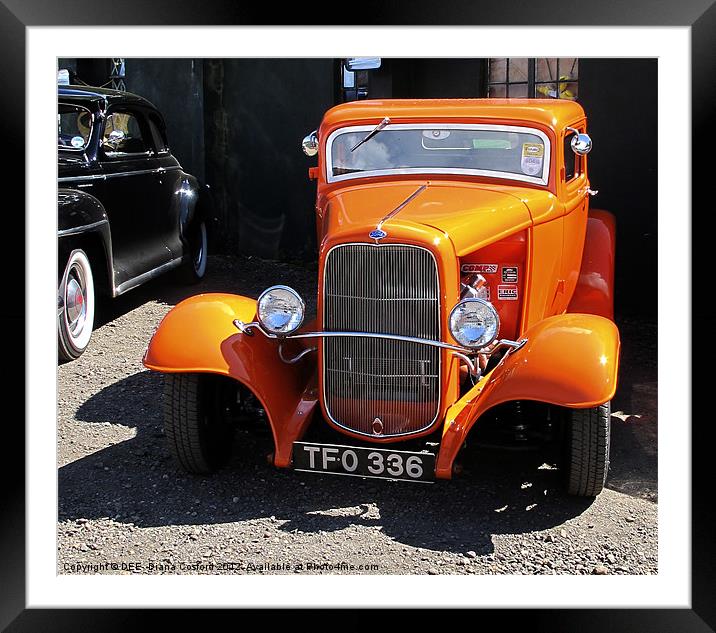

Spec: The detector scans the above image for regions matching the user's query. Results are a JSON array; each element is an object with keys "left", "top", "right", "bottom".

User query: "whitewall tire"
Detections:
[
  {"left": 58, "top": 249, "right": 95, "bottom": 362},
  {"left": 182, "top": 219, "right": 208, "bottom": 283}
]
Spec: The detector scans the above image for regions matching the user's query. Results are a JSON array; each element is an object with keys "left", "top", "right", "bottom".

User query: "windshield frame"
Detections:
[
  {"left": 58, "top": 102, "right": 95, "bottom": 153},
  {"left": 325, "top": 122, "right": 552, "bottom": 186}
]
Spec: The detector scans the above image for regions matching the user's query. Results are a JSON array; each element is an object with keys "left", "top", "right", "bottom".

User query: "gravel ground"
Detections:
[{"left": 58, "top": 255, "right": 658, "bottom": 575}]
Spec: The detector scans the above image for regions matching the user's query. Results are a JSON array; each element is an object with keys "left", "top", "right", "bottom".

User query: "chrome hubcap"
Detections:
[{"left": 65, "top": 268, "right": 87, "bottom": 334}]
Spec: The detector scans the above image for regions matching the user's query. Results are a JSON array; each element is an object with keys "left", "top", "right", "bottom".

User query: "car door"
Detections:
[
  {"left": 97, "top": 107, "right": 172, "bottom": 289},
  {"left": 145, "top": 112, "right": 187, "bottom": 259}
]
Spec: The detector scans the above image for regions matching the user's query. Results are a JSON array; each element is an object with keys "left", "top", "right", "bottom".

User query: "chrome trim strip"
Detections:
[
  {"left": 58, "top": 166, "right": 181, "bottom": 183},
  {"left": 103, "top": 150, "right": 153, "bottom": 159},
  {"left": 235, "top": 320, "right": 527, "bottom": 357},
  {"left": 297, "top": 331, "right": 468, "bottom": 354},
  {"left": 325, "top": 123, "right": 552, "bottom": 186},
  {"left": 58, "top": 173, "right": 106, "bottom": 183},
  {"left": 496, "top": 338, "right": 527, "bottom": 351},
  {"left": 278, "top": 344, "right": 317, "bottom": 364},
  {"left": 452, "top": 351, "right": 478, "bottom": 377},
  {"left": 114, "top": 257, "right": 182, "bottom": 295},
  {"left": 375, "top": 184, "right": 428, "bottom": 232},
  {"left": 57, "top": 219, "right": 108, "bottom": 237}
]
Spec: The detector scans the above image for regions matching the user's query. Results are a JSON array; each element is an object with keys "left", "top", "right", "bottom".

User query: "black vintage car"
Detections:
[{"left": 58, "top": 85, "right": 212, "bottom": 361}]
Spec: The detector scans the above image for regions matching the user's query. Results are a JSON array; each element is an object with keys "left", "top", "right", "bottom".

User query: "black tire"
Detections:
[
  {"left": 58, "top": 249, "right": 95, "bottom": 362},
  {"left": 180, "top": 218, "right": 208, "bottom": 284},
  {"left": 564, "top": 402, "right": 611, "bottom": 497},
  {"left": 163, "top": 373, "right": 235, "bottom": 474}
]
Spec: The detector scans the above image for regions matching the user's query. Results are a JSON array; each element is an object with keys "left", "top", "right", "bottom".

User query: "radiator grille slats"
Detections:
[{"left": 323, "top": 244, "right": 441, "bottom": 437}]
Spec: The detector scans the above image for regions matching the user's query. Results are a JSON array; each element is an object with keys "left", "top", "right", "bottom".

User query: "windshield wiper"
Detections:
[{"left": 351, "top": 117, "right": 390, "bottom": 152}]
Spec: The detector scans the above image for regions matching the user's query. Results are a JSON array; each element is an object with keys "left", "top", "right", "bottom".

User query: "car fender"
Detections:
[
  {"left": 170, "top": 173, "right": 214, "bottom": 251},
  {"left": 435, "top": 313, "right": 620, "bottom": 479},
  {"left": 143, "top": 293, "right": 318, "bottom": 468},
  {"left": 57, "top": 188, "right": 114, "bottom": 291},
  {"left": 567, "top": 209, "right": 616, "bottom": 319}
]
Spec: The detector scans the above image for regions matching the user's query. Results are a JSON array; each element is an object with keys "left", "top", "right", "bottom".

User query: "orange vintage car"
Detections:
[{"left": 144, "top": 99, "right": 619, "bottom": 497}]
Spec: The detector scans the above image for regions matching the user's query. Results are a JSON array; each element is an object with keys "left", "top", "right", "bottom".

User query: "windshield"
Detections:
[
  {"left": 327, "top": 124, "right": 551, "bottom": 185},
  {"left": 58, "top": 103, "right": 93, "bottom": 150}
]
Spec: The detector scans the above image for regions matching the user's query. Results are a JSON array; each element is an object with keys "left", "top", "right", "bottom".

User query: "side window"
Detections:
[
  {"left": 101, "top": 110, "right": 150, "bottom": 157},
  {"left": 147, "top": 116, "right": 169, "bottom": 154},
  {"left": 58, "top": 104, "right": 93, "bottom": 150},
  {"left": 564, "top": 132, "right": 580, "bottom": 181}
]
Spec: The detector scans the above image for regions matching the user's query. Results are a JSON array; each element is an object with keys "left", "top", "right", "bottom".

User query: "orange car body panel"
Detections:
[
  {"left": 143, "top": 99, "right": 619, "bottom": 478},
  {"left": 567, "top": 209, "right": 617, "bottom": 320},
  {"left": 143, "top": 294, "right": 319, "bottom": 468}
]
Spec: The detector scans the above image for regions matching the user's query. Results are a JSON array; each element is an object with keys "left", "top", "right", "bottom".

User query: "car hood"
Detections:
[{"left": 323, "top": 180, "right": 552, "bottom": 256}]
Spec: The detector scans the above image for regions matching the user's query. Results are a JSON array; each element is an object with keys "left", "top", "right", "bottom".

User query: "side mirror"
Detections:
[
  {"left": 344, "top": 57, "right": 382, "bottom": 71},
  {"left": 302, "top": 130, "right": 318, "bottom": 157},
  {"left": 570, "top": 132, "right": 592, "bottom": 155},
  {"left": 103, "top": 129, "right": 126, "bottom": 151}
]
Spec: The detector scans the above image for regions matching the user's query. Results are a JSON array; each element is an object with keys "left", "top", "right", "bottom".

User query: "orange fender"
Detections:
[
  {"left": 143, "top": 293, "right": 318, "bottom": 468},
  {"left": 435, "top": 313, "right": 620, "bottom": 479},
  {"left": 567, "top": 209, "right": 616, "bottom": 319}
]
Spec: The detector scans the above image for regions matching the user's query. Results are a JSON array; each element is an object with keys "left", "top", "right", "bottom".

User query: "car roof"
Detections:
[
  {"left": 58, "top": 85, "right": 158, "bottom": 111},
  {"left": 321, "top": 98, "right": 586, "bottom": 132}
]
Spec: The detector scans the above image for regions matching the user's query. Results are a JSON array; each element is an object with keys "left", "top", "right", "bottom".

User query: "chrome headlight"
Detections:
[
  {"left": 257, "top": 285, "right": 305, "bottom": 335},
  {"left": 449, "top": 298, "right": 499, "bottom": 349}
]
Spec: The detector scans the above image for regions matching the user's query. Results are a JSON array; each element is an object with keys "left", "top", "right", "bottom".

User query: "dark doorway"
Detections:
[
  {"left": 578, "top": 59, "right": 658, "bottom": 317},
  {"left": 202, "top": 59, "right": 335, "bottom": 260},
  {"left": 366, "top": 58, "right": 486, "bottom": 99}
]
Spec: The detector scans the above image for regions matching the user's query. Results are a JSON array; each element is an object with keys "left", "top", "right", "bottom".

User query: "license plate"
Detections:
[{"left": 292, "top": 442, "right": 435, "bottom": 483}]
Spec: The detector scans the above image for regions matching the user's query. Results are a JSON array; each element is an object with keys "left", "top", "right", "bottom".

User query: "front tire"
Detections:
[
  {"left": 563, "top": 402, "right": 611, "bottom": 497},
  {"left": 58, "top": 249, "right": 95, "bottom": 362},
  {"left": 163, "top": 373, "right": 235, "bottom": 474},
  {"left": 181, "top": 219, "right": 208, "bottom": 284}
]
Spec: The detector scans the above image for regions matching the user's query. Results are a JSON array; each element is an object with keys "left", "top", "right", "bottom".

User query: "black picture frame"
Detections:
[{"left": 4, "top": 0, "right": 711, "bottom": 628}]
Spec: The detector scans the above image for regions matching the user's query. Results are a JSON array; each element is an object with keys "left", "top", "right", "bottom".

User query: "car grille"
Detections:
[{"left": 323, "top": 244, "right": 441, "bottom": 437}]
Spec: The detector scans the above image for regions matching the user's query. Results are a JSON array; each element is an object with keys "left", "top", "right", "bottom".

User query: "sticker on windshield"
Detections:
[{"left": 521, "top": 143, "right": 544, "bottom": 176}]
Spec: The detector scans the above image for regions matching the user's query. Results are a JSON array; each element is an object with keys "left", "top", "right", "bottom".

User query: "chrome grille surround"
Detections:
[{"left": 322, "top": 243, "right": 441, "bottom": 438}]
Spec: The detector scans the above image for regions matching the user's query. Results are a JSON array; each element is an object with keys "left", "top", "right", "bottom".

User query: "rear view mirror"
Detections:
[
  {"left": 302, "top": 130, "right": 318, "bottom": 157},
  {"left": 344, "top": 57, "right": 382, "bottom": 71},
  {"left": 571, "top": 133, "right": 592, "bottom": 155},
  {"left": 567, "top": 127, "right": 592, "bottom": 155}
]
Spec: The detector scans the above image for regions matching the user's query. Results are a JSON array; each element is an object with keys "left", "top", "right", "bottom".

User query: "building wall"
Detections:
[
  {"left": 578, "top": 59, "right": 657, "bottom": 316},
  {"left": 122, "top": 59, "right": 205, "bottom": 183},
  {"left": 370, "top": 58, "right": 486, "bottom": 98},
  {"left": 202, "top": 59, "right": 335, "bottom": 259}
]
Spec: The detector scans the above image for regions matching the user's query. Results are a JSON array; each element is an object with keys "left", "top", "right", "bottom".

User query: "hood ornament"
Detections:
[{"left": 369, "top": 183, "right": 428, "bottom": 243}]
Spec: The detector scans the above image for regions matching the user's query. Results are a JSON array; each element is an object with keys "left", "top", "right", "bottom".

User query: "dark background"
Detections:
[{"left": 58, "top": 57, "right": 657, "bottom": 316}]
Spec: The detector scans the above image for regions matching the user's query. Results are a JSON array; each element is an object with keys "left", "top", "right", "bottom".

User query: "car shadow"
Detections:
[{"left": 62, "top": 369, "right": 594, "bottom": 556}]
